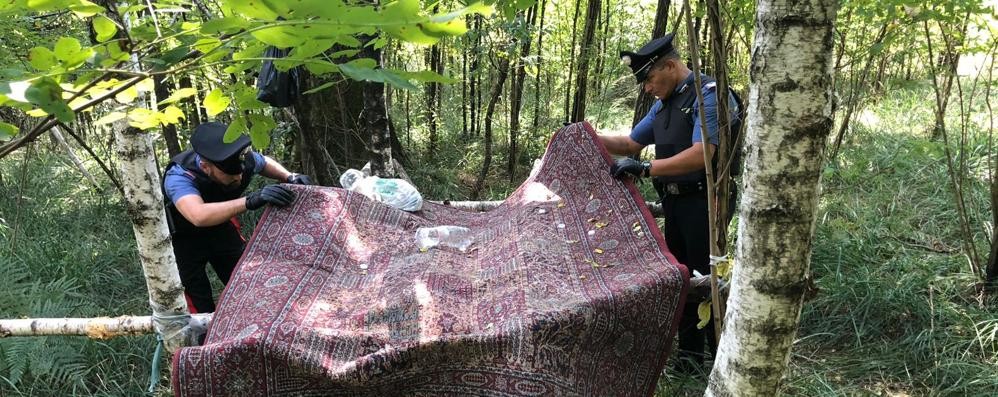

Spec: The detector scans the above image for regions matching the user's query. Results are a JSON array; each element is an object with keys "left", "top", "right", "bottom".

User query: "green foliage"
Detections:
[{"left": 0, "top": 0, "right": 495, "bottom": 147}]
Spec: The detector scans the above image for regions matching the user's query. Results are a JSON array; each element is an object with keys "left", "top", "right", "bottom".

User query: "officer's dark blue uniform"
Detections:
[
  {"left": 606, "top": 33, "right": 740, "bottom": 374},
  {"left": 163, "top": 122, "right": 309, "bottom": 313}
]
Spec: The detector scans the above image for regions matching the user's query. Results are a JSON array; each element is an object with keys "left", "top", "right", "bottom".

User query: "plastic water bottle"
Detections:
[{"left": 415, "top": 226, "right": 474, "bottom": 252}]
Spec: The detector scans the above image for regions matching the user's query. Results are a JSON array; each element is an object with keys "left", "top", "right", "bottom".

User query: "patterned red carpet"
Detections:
[{"left": 172, "top": 122, "right": 688, "bottom": 396}]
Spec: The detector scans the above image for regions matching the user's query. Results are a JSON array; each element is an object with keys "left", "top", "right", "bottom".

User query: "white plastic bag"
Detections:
[
  {"left": 415, "top": 226, "right": 474, "bottom": 252},
  {"left": 339, "top": 169, "right": 424, "bottom": 212}
]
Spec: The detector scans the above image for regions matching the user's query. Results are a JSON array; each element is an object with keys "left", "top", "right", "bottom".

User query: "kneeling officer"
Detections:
[{"left": 162, "top": 121, "right": 313, "bottom": 313}]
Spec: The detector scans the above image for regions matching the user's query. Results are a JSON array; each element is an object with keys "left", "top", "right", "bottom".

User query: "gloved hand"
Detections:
[
  {"left": 286, "top": 173, "right": 314, "bottom": 185},
  {"left": 611, "top": 157, "right": 651, "bottom": 179},
  {"left": 245, "top": 185, "right": 295, "bottom": 210}
]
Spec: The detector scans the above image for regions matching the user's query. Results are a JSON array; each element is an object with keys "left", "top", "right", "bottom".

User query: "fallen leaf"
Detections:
[
  {"left": 594, "top": 222, "right": 608, "bottom": 229},
  {"left": 594, "top": 248, "right": 604, "bottom": 254}
]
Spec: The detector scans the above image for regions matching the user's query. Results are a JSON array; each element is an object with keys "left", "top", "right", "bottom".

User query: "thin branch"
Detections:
[{"left": 57, "top": 122, "right": 125, "bottom": 197}]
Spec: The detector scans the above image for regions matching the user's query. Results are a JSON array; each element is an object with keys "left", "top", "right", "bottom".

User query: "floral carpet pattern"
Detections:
[{"left": 173, "top": 122, "right": 688, "bottom": 396}]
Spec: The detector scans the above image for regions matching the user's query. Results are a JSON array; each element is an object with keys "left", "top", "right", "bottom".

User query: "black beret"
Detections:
[
  {"left": 620, "top": 32, "right": 676, "bottom": 83},
  {"left": 190, "top": 122, "right": 251, "bottom": 163}
]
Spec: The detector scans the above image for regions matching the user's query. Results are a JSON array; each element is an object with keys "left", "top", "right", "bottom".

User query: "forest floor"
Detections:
[{"left": 0, "top": 83, "right": 996, "bottom": 396}]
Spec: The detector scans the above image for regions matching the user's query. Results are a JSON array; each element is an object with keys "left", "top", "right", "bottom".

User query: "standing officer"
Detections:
[
  {"left": 598, "top": 33, "right": 740, "bottom": 374},
  {"left": 162, "top": 121, "right": 313, "bottom": 313}
]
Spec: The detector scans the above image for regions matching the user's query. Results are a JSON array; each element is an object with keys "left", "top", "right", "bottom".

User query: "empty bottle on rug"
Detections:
[{"left": 415, "top": 226, "right": 474, "bottom": 252}]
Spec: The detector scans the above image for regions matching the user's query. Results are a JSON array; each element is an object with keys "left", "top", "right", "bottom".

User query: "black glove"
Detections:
[
  {"left": 286, "top": 173, "right": 314, "bottom": 185},
  {"left": 245, "top": 185, "right": 295, "bottom": 210},
  {"left": 611, "top": 157, "right": 651, "bottom": 179}
]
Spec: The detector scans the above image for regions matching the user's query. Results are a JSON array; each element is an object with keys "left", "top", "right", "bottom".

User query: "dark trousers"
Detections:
[
  {"left": 661, "top": 193, "right": 715, "bottom": 372},
  {"left": 661, "top": 185, "right": 738, "bottom": 373},
  {"left": 172, "top": 222, "right": 245, "bottom": 313}
]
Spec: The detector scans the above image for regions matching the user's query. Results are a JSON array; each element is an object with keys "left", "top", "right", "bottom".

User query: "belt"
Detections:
[{"left": 655, "top": 179, "right": 707, "bottom": 197}]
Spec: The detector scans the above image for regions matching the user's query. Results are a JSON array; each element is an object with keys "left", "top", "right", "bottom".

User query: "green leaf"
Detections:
[
  {"left": 250, "top": 25, "right": 306, "bottom": 48},
  {"left": 160, "top": 106, "right": 184, "bottom": 125},
  {"left": 385, "top": 25, "right": 441, "bottom": 45},
  {"left": 92, "top": 15, "right": 118, "bottom": 42},
  {"left": 127, "top": 108, "right": 160, "bottom": 130},
  {"left": 25, "top": 77, "right": 74, "bottom": 123},
  {"left": 68, "top": 0, "right": 103, "bottom": 17},
  {"left": 53, "top": 37, "right": 93, "bottom": 68},
  {"left": 228, "top": 0, "right": 289, "bottom": 20},
  {"left": 223, "top": 117, "right": 247, "bottom": 143},
  {"left": 203, "top": 88, "right": 230, "bottom": 117},
  {"left": 192, "top": 38, "right": 222, "bottom": 53},
  {"left": 157, "top": 87, "right": 197, "bottom": 105},
  {"left": 28, "top": 47, "right": 57, "bottom": 71},
  {"left": 0, "top": 121, "right": 18, "bottom": 141},
  {"left": 302, "top": 81, "right": 336, "bottom": 95},
  {"left": 396, "top": 70, "right": 457, "bottom": 84},
  {"left": 233, "top": 83, "right": 266, "bottom": 110},
  {"left": 247, "top": 113, "right": 273, "bottom": 149},
  {"left": 53, "top": 37, "right": 82, "bottom": 62},
  {"left": 94, "top": 111, "right": 126, "bottom": 125},
  {"left": 380, "top": 69, "right": 418, "bottom": 91},
  {"left": 304, "top": 60, "right": 338, "bottom": 75},
  {"left": 26, "top": 0, "right": 74, "bottom": 12},
  {"left": 158, "top": 45, "right": 192, "bottom": 66},
  {"left": 114, "top": 86, "right": 137, "bottom": 104},
  {"left": 200, "top": 16, "right": 249, "bottom": 34}
]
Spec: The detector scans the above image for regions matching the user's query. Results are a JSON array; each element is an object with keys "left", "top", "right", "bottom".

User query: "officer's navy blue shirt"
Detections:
[
  {"left": 630, "top": 71, "right": 739, "bottom": 147},
  {"left": 163, "top": 152, "right": 266, "bottom": 205}
]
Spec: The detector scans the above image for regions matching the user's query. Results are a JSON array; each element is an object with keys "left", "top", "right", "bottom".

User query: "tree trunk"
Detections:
[
  {"left": 425, "top": 21, "right": 443, "bottom": 159},
  {"left": 569, "top": 0, "right": 602, "bottom": 123},
  {"left": 532, "top": 0, "right": 547, "bottom": 132},
  {"left": 564, "top": 0, "right": 582, "bottom": 123},
  {"left": 509, "top": 5, "right": 538, "bottom": 181},
  {"left": 706, "top": 0, "right": 733, "bottom": 250},
  {"left": 471, "top": 55, "right": 511, "bottom": 200},
  {"left": 706, "top": 0, "right": 837, "bottom": 395},
  {"left": 113, "top": 124, "right": 193, "bottom": 352},
  {"left": 293, "top": 69, "right": 371, "bottom": 186},
  {"left": 631, "top": 0, "right": 671, "bottom": 127},
  {"left": 363, "top": 44, "right": 394, "bottom": 177},
  {"left": 153, "top": 75, "right": 181, "bottom": 158}
]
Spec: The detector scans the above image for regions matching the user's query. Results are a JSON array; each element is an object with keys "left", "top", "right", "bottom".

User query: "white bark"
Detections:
[
  {"left": 0, "top": 314, "right": 212, "bottom": 338},
  {"left": 706, "top": 1, "right": 838, "bottom": 396},
  {"left": 113, "top": 124, "right": 194, "bottom": 352}
]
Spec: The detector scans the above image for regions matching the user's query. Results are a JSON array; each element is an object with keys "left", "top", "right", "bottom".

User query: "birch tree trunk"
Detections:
[
  {"left": 114, "top": 124, "right": 193, "bottom": 352},
  {"left": 706, "top": 0, "right": 837, "bottom": 395}
]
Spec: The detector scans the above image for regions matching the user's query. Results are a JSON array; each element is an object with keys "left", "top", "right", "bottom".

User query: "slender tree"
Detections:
[
  {"left": 509, "top": 5, "right": 538, "bottom": 181},
  {"left": 631, "top": 0, "right": 671, "bottom": 127},
  {"left": 569, "top": 0, "right": 602, "bottom": 122},
  {"left": 707, "top": 0, "right": 838, "bottom": 395},
  {"left": 472, "top": 50, "right": 511, "bottom": 199}
]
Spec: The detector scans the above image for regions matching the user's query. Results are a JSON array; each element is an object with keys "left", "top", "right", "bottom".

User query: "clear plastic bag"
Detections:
[
  {"left": 339, "top": 169, "right": 424, "bottom": 212},
  {"left": 415, "top": 226, "right": 474, "bottom": 252}
]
